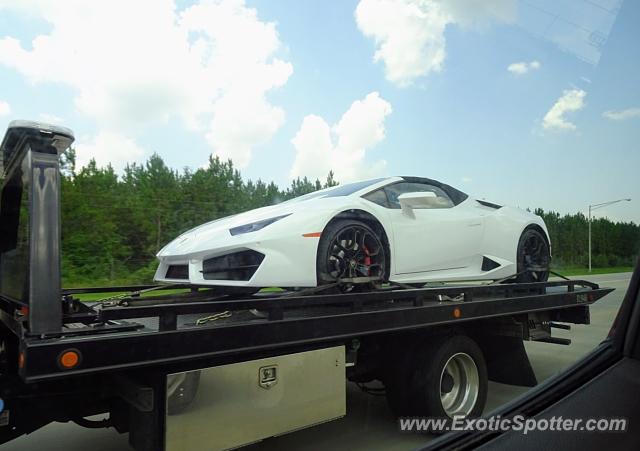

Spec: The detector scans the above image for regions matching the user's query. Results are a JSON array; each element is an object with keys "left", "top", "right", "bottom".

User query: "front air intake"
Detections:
[
  {"left": 481, "top": 256, "right": 501, "bottom": 271},
  {"left": 165, "top": 264, "right": 189, "bottom": 280},
  {"left": 202, "top": 250, "right": 265, "bottom": 281}
]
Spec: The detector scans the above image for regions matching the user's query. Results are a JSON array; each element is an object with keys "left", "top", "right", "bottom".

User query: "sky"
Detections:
[{"left": 0, "top": 0, "right": 638, "bottom": 223}]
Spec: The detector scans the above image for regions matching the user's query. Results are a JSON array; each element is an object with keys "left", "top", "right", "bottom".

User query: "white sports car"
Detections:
[{"left": 155, "top": 176, "right": 551, "bottom": 289}]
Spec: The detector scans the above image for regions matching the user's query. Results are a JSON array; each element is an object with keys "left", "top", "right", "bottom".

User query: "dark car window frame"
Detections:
[
  {"left": 362, "top": 186, "right": 393, "bottom": 208},
  {"left": 362, "top": 180, "right": 458, "bottom": 210}
]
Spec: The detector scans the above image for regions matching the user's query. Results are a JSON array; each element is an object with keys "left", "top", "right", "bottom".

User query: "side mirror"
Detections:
[{"left": 398, "top": 192, "right": 448, "bottom": 217}]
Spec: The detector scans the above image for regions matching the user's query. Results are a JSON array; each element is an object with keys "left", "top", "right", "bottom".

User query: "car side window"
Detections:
[
  {"left": 383, "top": 182, "right": 454, "bottom": 209},
  {"left": 362, "top": 188, "right": 391, "bottom": 208}
]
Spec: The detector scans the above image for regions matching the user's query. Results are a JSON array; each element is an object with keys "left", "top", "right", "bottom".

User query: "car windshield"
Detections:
[{"left": 283, "top": 177, "right": 388, "bottom": 203}]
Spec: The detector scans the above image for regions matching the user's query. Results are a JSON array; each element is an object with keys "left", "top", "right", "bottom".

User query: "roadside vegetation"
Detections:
[
  {"left": 59, "top": 149, "right": 337, "bottom": 287},
  {"left": 550, "top": 266, "right": 633, "bottom": 277},
  {"left": 55, "top": 150, "right": 639, "bottom": 288},
  {"left": 538, "top": 209, "right": 639, "bottom": 274}
]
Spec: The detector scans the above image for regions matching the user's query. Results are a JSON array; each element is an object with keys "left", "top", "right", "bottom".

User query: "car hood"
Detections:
[{"left": 157, "top": 197, "right": 337, "bottom": 258}]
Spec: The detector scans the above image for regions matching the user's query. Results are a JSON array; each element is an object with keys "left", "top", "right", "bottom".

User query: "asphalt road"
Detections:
[{"left": 2, "top": 272, "right": 632, "bottom": 451}]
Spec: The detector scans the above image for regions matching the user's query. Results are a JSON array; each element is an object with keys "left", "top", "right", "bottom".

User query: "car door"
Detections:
[{"left": 381, "top": 182, "right": 485, "bottom": 275}]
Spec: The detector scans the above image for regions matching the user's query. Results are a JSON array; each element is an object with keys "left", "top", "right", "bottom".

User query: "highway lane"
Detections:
[{"left": 2, "top": 272, "right": 631, "bottom": 451}]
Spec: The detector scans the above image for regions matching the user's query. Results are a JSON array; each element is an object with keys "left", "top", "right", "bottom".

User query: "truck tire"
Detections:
[
  {"left": 385, "top": 334, "right": 487, "bottom": 425},
  {"left": 409, "top": 335, "right": 487, "bottom": 421},
  {"left": 167, "top": 371, "right": 201, "bottom": 415}
]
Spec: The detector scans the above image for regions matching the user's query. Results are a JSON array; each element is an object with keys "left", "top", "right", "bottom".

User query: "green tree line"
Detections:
[
  {"left": 59, "top": 150, "right": 337, "bottom": 286},
  {"left": 534, "top": 208, "right": 639, "bottom": 269},
  {"left": 49, "top": 151, "right": 640, "bottom": 286}
]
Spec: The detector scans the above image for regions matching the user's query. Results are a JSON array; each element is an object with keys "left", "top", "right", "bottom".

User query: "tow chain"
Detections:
[
  {"left": 195, "top": 311, "right": 232, "bottom": 326},
  {"left": 91, "top": 284, "right": 181, "bottom": 309}
]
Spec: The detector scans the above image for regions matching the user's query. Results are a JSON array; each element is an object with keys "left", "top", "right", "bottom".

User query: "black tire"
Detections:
[
  {"left": 316, "top": 219, "right": 388, "bottom": 285},
  {"left": 516, "top": 228, "right": 551, "bottom": 283},
  {"left": 385, "top": 335, "right": 488, "bottom": 424},
  {"left": 167, "top": 371, "right": 201, "bottom": 415}
]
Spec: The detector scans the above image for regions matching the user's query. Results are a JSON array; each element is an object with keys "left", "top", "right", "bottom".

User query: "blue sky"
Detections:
[{"left": 0, "top": 0, "right": 638, "bottom": 222}]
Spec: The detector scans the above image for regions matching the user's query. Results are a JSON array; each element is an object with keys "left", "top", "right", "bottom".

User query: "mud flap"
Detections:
[{"left": 479, "top": 335, "right": 538, "bottom": 387}]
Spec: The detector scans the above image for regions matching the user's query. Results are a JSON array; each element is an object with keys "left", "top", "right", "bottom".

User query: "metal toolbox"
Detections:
[{"left": 165, "top": 345, "right": 346, "bottom": 450}]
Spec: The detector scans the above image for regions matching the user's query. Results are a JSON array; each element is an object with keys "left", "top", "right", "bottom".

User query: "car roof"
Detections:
[{"left": 285, "top": 175, "right": 469, "bottom": 206}]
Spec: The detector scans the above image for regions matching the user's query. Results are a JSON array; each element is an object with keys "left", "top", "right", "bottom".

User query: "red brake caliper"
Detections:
[{"left": 363, "top": 245, "right": 372, "bottom": 275}]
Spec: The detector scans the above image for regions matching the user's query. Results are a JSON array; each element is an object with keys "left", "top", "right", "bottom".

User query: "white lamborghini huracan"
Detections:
[{"left": 155, "top": 176, "right": 551, "bottom": 288}]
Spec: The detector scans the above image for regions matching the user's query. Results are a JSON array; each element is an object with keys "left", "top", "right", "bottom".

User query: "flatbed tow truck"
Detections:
[{"left": 0, "top": 122, "right": 614, "bottom": 450}]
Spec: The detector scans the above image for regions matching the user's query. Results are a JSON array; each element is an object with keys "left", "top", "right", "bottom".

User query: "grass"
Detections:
[
  {"left": 551, "top": 266, "right": 634, "bottom": 277},
  {"left": 72, "top": 286, "right": 284, "bottom": 302}
]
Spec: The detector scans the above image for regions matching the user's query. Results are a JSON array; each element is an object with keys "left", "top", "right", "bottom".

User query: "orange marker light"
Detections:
[
  {"left": 18, "top": 352, "right": 25, "bottom": 369},
  {"left": 59, "top": 350, "right": 81, "bottom": 369},
  {"left": 453, "top": 308, "right": 461, "bottom": 318},
  {"left": 302, "top": 232, "right": 322, "bottom": 238}
]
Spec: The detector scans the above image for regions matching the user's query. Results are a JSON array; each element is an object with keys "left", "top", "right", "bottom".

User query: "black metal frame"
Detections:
[
  {"left": 0, "top": 121, "right": 74, "bottom": 335},
  {"left": 8, "top": 279, "right": 611, "bottom": 382}
]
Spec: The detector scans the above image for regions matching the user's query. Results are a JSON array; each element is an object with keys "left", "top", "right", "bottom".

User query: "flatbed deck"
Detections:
[{"left": 9, "top": 279, "right": 612, "bottom": 382}]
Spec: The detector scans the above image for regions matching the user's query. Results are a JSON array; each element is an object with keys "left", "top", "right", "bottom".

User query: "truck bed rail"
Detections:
[{"left": 12, "top": 279, "right": 612, "bottom": 382}]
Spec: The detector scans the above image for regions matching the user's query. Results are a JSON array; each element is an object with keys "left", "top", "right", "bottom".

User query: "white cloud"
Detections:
[
  {"left": 439, "top": 0, "right": 516, "bottom": 27},
  {"left": 602, "top": 108, "right": 640, "bottom": 121},
  {"left": 355, "top": 0, "right": 449, "bottom": 86},
  {"left": 205, "top": 91, "right": 286, "bottom": 168},
  {"left": 0, "top": 0, "right": 292, "bottom": 170},
  {"left": 542, "top": 89, "right": 586, "bottom": 131},
  {"left": 355, "top": 0, "right": 515, "bottom": 86},
  {"left": 0, "top": 100, "right": 10, "bottom": 116},
  {"left": 290, "top": 92, "right": 392, "bottom": 182},
  {"left": 507, "top": 60, "right": 540, "bottom": 75},
  {"left": 76, "top": 131, "right": 147, "bottom": 173}
]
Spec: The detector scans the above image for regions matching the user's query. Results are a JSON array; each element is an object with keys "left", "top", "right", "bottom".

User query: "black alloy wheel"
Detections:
[
  {"left": 516, "top": 228, "right": 551, "bottom": 282},
  {"left": 316, "top": 219, "right": 387, "bottom": 286}
]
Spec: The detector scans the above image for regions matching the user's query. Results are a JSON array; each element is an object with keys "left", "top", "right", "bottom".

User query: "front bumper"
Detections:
[{"left": 154, "top": 234, "right": 321, "bottom": 287}]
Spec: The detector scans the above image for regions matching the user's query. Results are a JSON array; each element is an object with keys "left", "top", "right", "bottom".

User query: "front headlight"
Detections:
[{"left": 229, "top": 214, "right": 291, "bottom": 236}]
